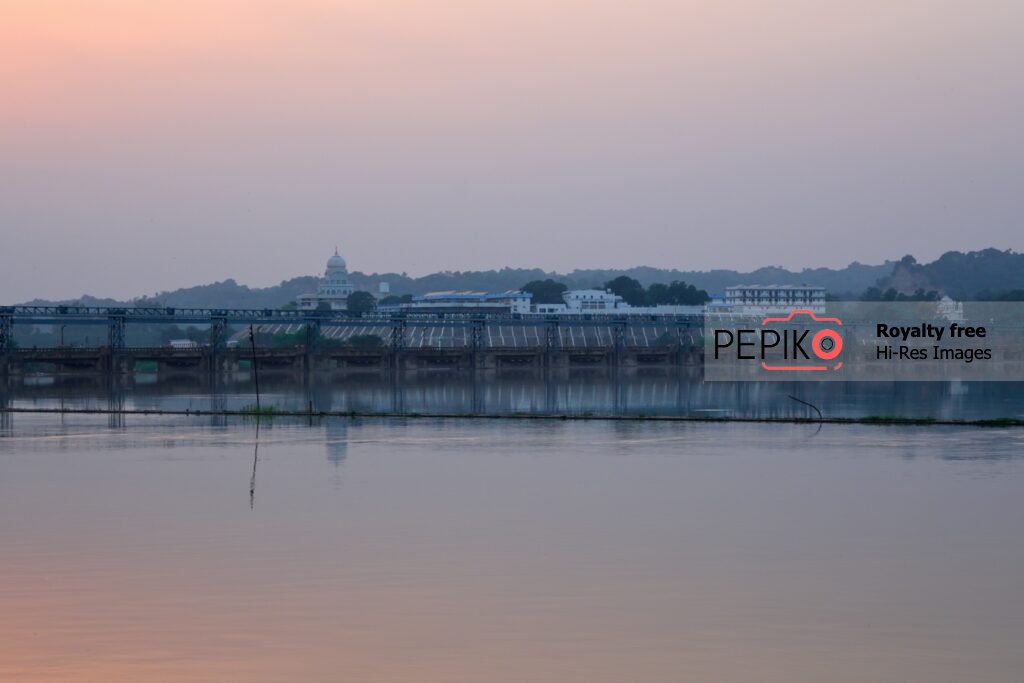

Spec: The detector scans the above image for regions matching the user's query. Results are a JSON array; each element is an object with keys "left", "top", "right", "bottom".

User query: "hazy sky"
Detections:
[{"left": 2, "top": 0, "right": 1022, "bottom": 302}]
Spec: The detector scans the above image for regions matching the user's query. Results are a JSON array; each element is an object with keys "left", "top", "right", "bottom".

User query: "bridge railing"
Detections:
[{"left": 1, "top": 305, "right": 704, "bottom": 325}]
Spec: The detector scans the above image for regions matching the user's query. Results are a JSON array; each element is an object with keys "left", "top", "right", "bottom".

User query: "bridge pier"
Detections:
[
  {"left": 544, "top": 320, "right": 559, "bottom": 370},
  {"left": 0, "top": 312, "right": 11, "bottom": 378}
]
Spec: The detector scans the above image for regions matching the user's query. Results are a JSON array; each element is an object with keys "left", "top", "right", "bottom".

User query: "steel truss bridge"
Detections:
[{"left": 0, "top": 305, "right": 706, "bottom": 374}]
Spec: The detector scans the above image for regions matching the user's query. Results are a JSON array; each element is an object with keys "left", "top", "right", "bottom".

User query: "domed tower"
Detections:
[
  {"left": 296, "top": 248, "right": 355, "bottom": 311},
  {"left": 319, "top": 248, "right": 354, "bottom": 298}
]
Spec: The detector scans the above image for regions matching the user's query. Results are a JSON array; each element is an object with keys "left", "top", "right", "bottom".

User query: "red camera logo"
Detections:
[
  {"left": 713, "top": 310, "right": 844, "bottom": 372},
  {"left": 760, "top": 310, "right": 843, "bottom": 371}
]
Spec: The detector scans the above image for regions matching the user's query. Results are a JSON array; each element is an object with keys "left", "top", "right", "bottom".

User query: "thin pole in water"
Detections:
[
  {"left": 249, "top": 324, "right": 261, "bottom": 413},
  {"left": 250, "top": 420, "right": 260, "bottom": 509},
  {"left": 248, "top": 324, "right": 262, "bottom": 508}
]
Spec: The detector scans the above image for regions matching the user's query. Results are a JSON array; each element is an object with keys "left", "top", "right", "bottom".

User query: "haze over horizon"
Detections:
[{"left": 3, "top": 1, "right": 1022, "bottom": 302}]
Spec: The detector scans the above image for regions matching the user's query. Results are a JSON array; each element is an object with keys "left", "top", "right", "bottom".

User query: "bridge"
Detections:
[{"left": 0, "top": 305, "right": 705, "bottom": 375}]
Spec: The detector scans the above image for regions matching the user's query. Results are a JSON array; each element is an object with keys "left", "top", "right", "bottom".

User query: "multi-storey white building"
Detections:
[
  {"left": 723, "top": 285, "right": 826, "bottom": 314},
  {"left": 562, "top": 289, "right": 626, "bottom": 312}
]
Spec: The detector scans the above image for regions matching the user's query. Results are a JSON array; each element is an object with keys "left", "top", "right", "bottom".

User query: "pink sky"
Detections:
[{"left": 2, "top": 0, "right": 1022, "bottom": 301}]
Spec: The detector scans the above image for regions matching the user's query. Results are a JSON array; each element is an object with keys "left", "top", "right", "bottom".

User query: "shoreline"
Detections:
[{"left": 2, "top": 406, "right": 1021, "bottom": 428}]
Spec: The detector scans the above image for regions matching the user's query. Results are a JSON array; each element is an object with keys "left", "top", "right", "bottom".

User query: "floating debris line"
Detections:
[{"left": 1, "top": 406, "right": 1021, "bottom": 427}]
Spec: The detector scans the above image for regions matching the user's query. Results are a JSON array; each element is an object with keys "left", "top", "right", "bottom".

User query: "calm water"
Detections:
[
  {"left": 5, "top": 370, "right": 1024, "bottom": 420},
  {"left": 1, "top": 411, "right": 1022, "bottom": 682}
]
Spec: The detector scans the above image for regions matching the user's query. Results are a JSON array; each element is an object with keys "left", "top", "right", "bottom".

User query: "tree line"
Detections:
[{"left": 521, "top": 276, "right": 710, "bottom": 306}]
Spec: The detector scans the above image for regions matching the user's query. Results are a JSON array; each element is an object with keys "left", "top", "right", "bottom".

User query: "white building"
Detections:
[
  {"left": 534, "top": 303, "right": 569, "bottom": 314},
  {"left": 937, "top": 296, "right": 965, "bottom": 322},
  {"left": 403, "top": 291, "right": 533, "bottom": 315},
  {"left": 723, "top": 285, "right": 826, "bottom": 314},
  {"left": 562, "top": 289, "right": 626, "bottom": 312},
  {"left": 297, "top": 249, "right": 355, "bottom": 311},
  {"left": 533, "top": 289, "right": 702, "bottom": 316}
]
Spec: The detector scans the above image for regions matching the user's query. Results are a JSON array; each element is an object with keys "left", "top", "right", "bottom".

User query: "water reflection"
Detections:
[
  {"left": 324, "top": 419, "right": 349, "bottom": 467},
  {"left": 4, "top": 369, "right": 1024, "bottom": 421},
  {"left": 0, "top": 384, "right": 9, "bottom": 434},
  {"left": 248, "top": 414, "right": 351, "bottom": 510}
]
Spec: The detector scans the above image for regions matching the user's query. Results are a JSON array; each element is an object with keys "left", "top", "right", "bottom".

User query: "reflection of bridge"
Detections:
[{"left": 0, "top": 305, "right": 705, "bottom": 375}]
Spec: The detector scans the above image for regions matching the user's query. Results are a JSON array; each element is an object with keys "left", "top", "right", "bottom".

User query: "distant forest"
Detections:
[{"left": 18, "top": 248, "right": 1024, "bottom": 309}]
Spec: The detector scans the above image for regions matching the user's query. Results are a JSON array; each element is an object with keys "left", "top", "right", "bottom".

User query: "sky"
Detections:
[{"left": 1, "top": 0, "right": 1022, "bottom": 302}]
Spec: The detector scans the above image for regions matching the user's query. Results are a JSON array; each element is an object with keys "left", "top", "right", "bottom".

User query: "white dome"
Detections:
[{"left": 326, "top": 248, "right": 346, "bottom": 270}]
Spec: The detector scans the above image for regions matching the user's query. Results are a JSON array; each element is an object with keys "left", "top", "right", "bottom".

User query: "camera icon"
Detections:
[{"left": 760, "top": 310, "right": 844, "bottom": 371}]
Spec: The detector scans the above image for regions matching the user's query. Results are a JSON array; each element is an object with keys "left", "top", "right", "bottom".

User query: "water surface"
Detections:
[{"left": 1, "top": 414, "right": 1022, "bottom": 682}]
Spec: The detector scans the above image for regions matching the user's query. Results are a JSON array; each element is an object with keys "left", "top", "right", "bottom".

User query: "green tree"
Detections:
[
  {"left": 645, "top": 283, "right": 671, "bottom": 305},
  {"left": 644, "top": 281, "right": 709, "bottom": 306},
  {"left": 604, "top": 276, "right": 646, "bottom": 307},
  {"left": 860, "top": 286, "right": 939, "bottom": 302},
  {"left": 665, "top": 280, "right": 710, "bottom": 305},
  {"left": 521, "top": 279, "right": 568, "bottom": 305},
  {"left": 347, "top": 291, "right": 377, "bottom": 315},
  {"left": 348, "top": 334, "right": 383, "bottom": 348},
  {"left": 653, "top": 331, "right": 678, "bottom": 347},
  {"left": 270, "top": 330, "right": 305, "bottom": 348},
  {"left": 379, "top": 294, "right": 413, "bottom": 306},
  {"left": 860, "top": 287, "right": 883, "bottom": 301}
]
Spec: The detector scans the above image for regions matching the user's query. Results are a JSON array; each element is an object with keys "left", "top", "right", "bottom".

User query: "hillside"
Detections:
[
  {"left": 345, "top": 262, "right": 892, "bottom": 299},
  {"left": 877, "top": 249, "right": 1024, "bottom": 299},
  {"left": 20, "top": 263, "right": 890, "bottom": 309},
  {"left": 16, "top": 249, "right": 1023, "bottom": 309}
]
